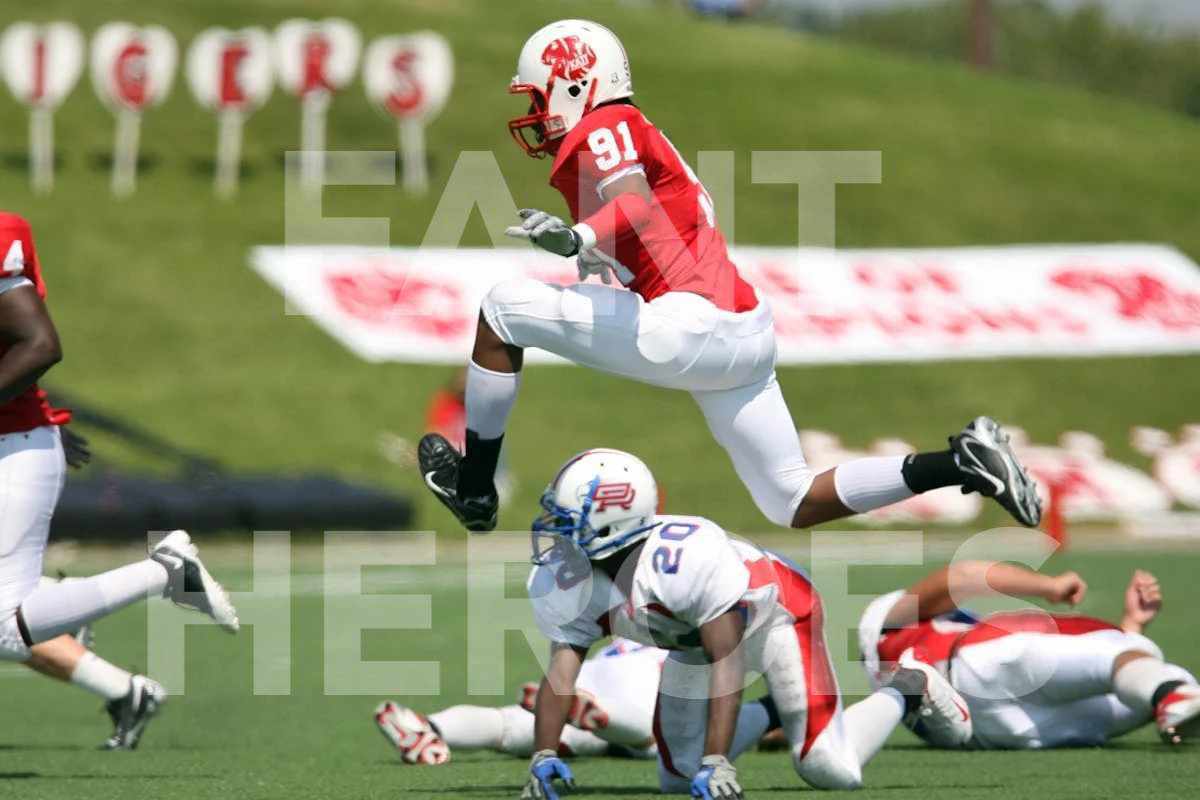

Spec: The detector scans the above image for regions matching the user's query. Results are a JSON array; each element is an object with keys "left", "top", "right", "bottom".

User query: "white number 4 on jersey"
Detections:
[{"left": 2, "top": 240, "right": 24, "bottom": 276}]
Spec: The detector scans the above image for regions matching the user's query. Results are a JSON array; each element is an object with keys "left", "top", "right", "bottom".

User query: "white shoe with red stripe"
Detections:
[
  {"left": 374, "top": 702, "right": 451, "bottom": 765},
  {"left": 1156, "top": 684, "right": 1200, "bottom": 745},
  {"left": 896, "top": 648, "right": 973, "bottom": 748},
  {"left": 517, "top": 682, "right": 610, "bottom": 732}
]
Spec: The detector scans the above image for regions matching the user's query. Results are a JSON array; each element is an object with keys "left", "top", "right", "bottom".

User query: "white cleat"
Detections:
[
  {"left": 150, "top": 530, "right": 239, "bottom": 633},
  {"left": 1156, "top": 684, "right": 1200, "bottom": 745},
  {"left": 374, "top": 701, "right": 451, "bottom": 765},
  {"left": 894, "top": 648, "right": 973, "bottom": 748}
]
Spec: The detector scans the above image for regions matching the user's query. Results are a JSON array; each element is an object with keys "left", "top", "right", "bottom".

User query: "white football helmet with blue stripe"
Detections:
[{"left": 532, "top": 449, "right": 659, "bottom": 563}]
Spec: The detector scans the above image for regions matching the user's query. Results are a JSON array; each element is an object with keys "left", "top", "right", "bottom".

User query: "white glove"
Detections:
[
  {"left": 506, "top": 208, "right": 582, "bottom": 257},
  {"left": 576, "top": 249, "right": 613, "bottom": 285},
  {"left": 690, "top": 755, "right": 743, "bottom": 800}
]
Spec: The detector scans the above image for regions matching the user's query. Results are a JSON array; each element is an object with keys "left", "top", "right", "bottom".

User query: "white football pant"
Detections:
[
  {"left": 655, "top": 563, "right": 901, "bottom": 792},
  {"left": 0, "top": 426, "right": 65, "bottom": 660},
  {"left": 482, "top": 280, "right": 814, "bottom": 525},
  {"left": 953, "top": 629, "right": 1196, "bottom": 749}
]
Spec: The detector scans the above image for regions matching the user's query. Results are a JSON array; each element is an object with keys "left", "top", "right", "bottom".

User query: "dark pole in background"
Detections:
[{"left": 969, "top": 0, "right": 994, "bottom": 70}]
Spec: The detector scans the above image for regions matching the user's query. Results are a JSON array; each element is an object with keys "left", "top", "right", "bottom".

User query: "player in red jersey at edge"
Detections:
[
  {"left": 417, "top": 20, "right": 1042, "bottom": 534},
  {"left": 0, "top": 213, "right": 240, "bottom": 737},
  {"left": 858, "top": 562, "right": 1200, "bottom": 749}
]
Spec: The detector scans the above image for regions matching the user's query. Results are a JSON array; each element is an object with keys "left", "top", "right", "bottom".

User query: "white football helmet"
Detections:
[
  {"left": 508, "top": 19, "right": 633, "bottom": 158},
  {"left": 532, "top": 449, "right": 659, "bottom": 563}
]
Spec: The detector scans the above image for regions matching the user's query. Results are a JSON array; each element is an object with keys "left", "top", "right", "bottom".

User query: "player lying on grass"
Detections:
[
  {"left": 24, "top": 577, "right": 166, "bottom": 750},
  {"left": 518, "top": 449, "right": 972, "bottom": 800},
  {"left": 857, "top": 561, "right": 1200, "bottom": 748},
  {"left": 374, "top": 637, "right": 669, "bottom": 764},
  {"left": 418, "top": 19, "right": 1042, "bottom": 535},
  {"left": 0, "top": 211, "right": 238, "bottom": 672}
]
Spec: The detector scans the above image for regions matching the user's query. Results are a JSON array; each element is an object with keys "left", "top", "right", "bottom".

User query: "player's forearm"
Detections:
[
  {"left": 702, "top": 669, "right": 742, "bottom": 757},
  {"left": 532, "top": 676, "right": 574, "bottom": 753},
  {"left": 0, "top": 337, "right": 62, "bottom": 402},
  {"left": 973, "top": 561, "right": 1059, "bottom": 602}
]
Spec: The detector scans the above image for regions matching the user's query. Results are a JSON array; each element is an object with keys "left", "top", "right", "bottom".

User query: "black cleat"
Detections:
[
  {"left": 950, "top": 416, "right": 1042, "bottom": 527},
  {"left": 418, "top": 433, "right": 498, "bottom": 532},
  {"left": 103, "top": 675, "right": 166, "bottom": 750}
]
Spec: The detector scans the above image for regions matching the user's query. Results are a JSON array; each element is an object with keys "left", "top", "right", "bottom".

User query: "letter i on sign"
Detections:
[{"left": 0, "top": 22, "right": 85, "bottom": 193}]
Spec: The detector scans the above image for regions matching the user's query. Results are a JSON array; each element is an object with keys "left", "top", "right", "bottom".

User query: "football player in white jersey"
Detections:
[
  {"left": 858, "top": 561, "right": 1200, "bottom": 749},
  {"left": 417, "top": 20, "right": 1042, "bottom": 536},
  {"left": 373, "top": 637, "right": 667, "bottom": 765},
  {"left": 520, "top": 449, "right": 973, "bottom": 800}
]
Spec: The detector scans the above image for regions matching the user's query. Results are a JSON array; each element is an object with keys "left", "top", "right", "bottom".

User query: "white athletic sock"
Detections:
[
  {"left": 1113, "top": 656, "right": 1197, "bottom": 711},
  {"left": 730, "top": 701, "right": 772, "bottom": 760},
  {"left": 428, "top": 705, "right": 507, "bottom": 750},
  {"left": 20, "top": 560, "right": 169, "bottom": 643},
  {"left": 842, "top": 687, "right": 905, "bottom": 765},
  {"left": 833, "top": 456, "right": 915, "bottom": 514},
  {"left": 465, "top": 360, "right": 520, "bottom": 440},
  {"left": 70, "top": 651, "right": 133, "bottom": 701}
]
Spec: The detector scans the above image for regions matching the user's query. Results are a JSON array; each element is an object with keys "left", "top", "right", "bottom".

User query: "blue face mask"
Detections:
[{"left": 530, "top": 477, "right": 601, "bottom": 566}]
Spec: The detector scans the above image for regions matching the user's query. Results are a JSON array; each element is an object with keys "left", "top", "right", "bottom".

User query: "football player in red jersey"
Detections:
[
  {"left": 417, "top": 20, "right": 1042, "bottom": 534},
  {"left": 0, "top": 212, "right": 239, "bottom": 681},
  {"left": 858, "top": 562, "right": 1200, "bottom": 748}
]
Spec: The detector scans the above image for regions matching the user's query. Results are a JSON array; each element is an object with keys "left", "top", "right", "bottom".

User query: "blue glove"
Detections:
[
  {"left": 691, "top": 754, "right": 743, "bottom": 799},
  {"left": 521, "top": 749, "right": 575, "bottom": 799}
]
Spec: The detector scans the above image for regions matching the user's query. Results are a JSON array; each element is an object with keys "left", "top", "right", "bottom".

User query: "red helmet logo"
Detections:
[
  {"left": 593, "top": 482, "right": 636, "bottom": 512},
  {"left": 541, "top": 35, "right": 596, "bottom": 82}
]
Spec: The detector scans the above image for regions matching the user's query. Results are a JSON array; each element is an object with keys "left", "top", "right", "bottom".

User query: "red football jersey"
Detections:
[
  {"left": 0, "top": 212, "right": 71, "bottom": 434},
  {"left": 549, "top": 103, "right": 757, "bottom": 313}
]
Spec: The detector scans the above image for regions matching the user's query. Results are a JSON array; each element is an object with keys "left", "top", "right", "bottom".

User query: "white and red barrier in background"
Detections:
[
  {"left": 249, "top": 243, "right": 1200, "bottom": 364},
  {"left": 0, "top": 19, "right": 455, "bottom": 197}
]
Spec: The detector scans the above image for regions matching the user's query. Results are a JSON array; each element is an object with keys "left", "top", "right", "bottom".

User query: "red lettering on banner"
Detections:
[
  {"left": 854, "top": 261, "right": 959, "bottom": 295},
  {"left": 757, "top": 261, "right": 803, "bottom": 296},
  {"left": 384, "top": 51, "right": 424, "bottom": 116},
  {"left": 32, "top": 36, "right": 46, "bottom": 103},
  {"left": 219, "top": 42, "right": 250, "bottom": 107},
  {"left": 113, "top": 41, "right": 148, "bottom": 108},
  {"left": 593, "top": 482, "right": 636, "bottom": 512},
  {"left": 301, "top": 34, "right": 332, "bottom": 95},
  {"left": 1053, "top": 268, "right": 1200, "bottom": 330},
  {"left": 326, "top": 268, "right": 471, "bottom": 339}
]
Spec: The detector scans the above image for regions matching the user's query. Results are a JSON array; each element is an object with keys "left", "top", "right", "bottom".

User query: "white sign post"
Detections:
[
  {"left": 90, "top": 23, "right": 177, "bottom": 197},
  {"left": 363, "top": 33, "right": 454, "bottom": 194},
  {"left": 0, "top": 22, "right": 84, "bottom": 194},
  {"left": 186, "top": 27, "right": 273, "bottom": 198},
  {"left": 273, "top": 18, "right": 360, "bottom": 192}
]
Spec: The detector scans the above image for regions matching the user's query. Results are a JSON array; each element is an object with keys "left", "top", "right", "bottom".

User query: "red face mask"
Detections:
[{"left": 507, "top": 83, "right": 567, "bottom": 159}]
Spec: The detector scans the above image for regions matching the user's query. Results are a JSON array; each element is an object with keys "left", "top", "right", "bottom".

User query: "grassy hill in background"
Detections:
[{"left": 3, "top": 0, "right": 1198, "bottom": 533}]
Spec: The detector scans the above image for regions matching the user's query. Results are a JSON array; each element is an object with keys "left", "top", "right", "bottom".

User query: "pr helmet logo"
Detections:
[
  {"left": 593, "top": 482, "right": 636, "bottom": 512},
  {"left": 540, "top": 35, "right": 597, "bottom": 83}
]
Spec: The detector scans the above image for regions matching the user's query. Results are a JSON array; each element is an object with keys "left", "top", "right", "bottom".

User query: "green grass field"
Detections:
[
  {"left": 2, "top": 0, "right": 1197, "bottom": 532},
  {"left": 3, "top": 541, "right": 1197, "bottom": 799},
  {"left": 2, "top": 2, "right": 1198, "bottom": 795}
]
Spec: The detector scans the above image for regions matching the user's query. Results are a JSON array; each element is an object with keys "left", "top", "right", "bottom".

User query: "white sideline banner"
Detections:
[{"left": 250, "top": 244, "right": 1200, "bottom": 364}]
